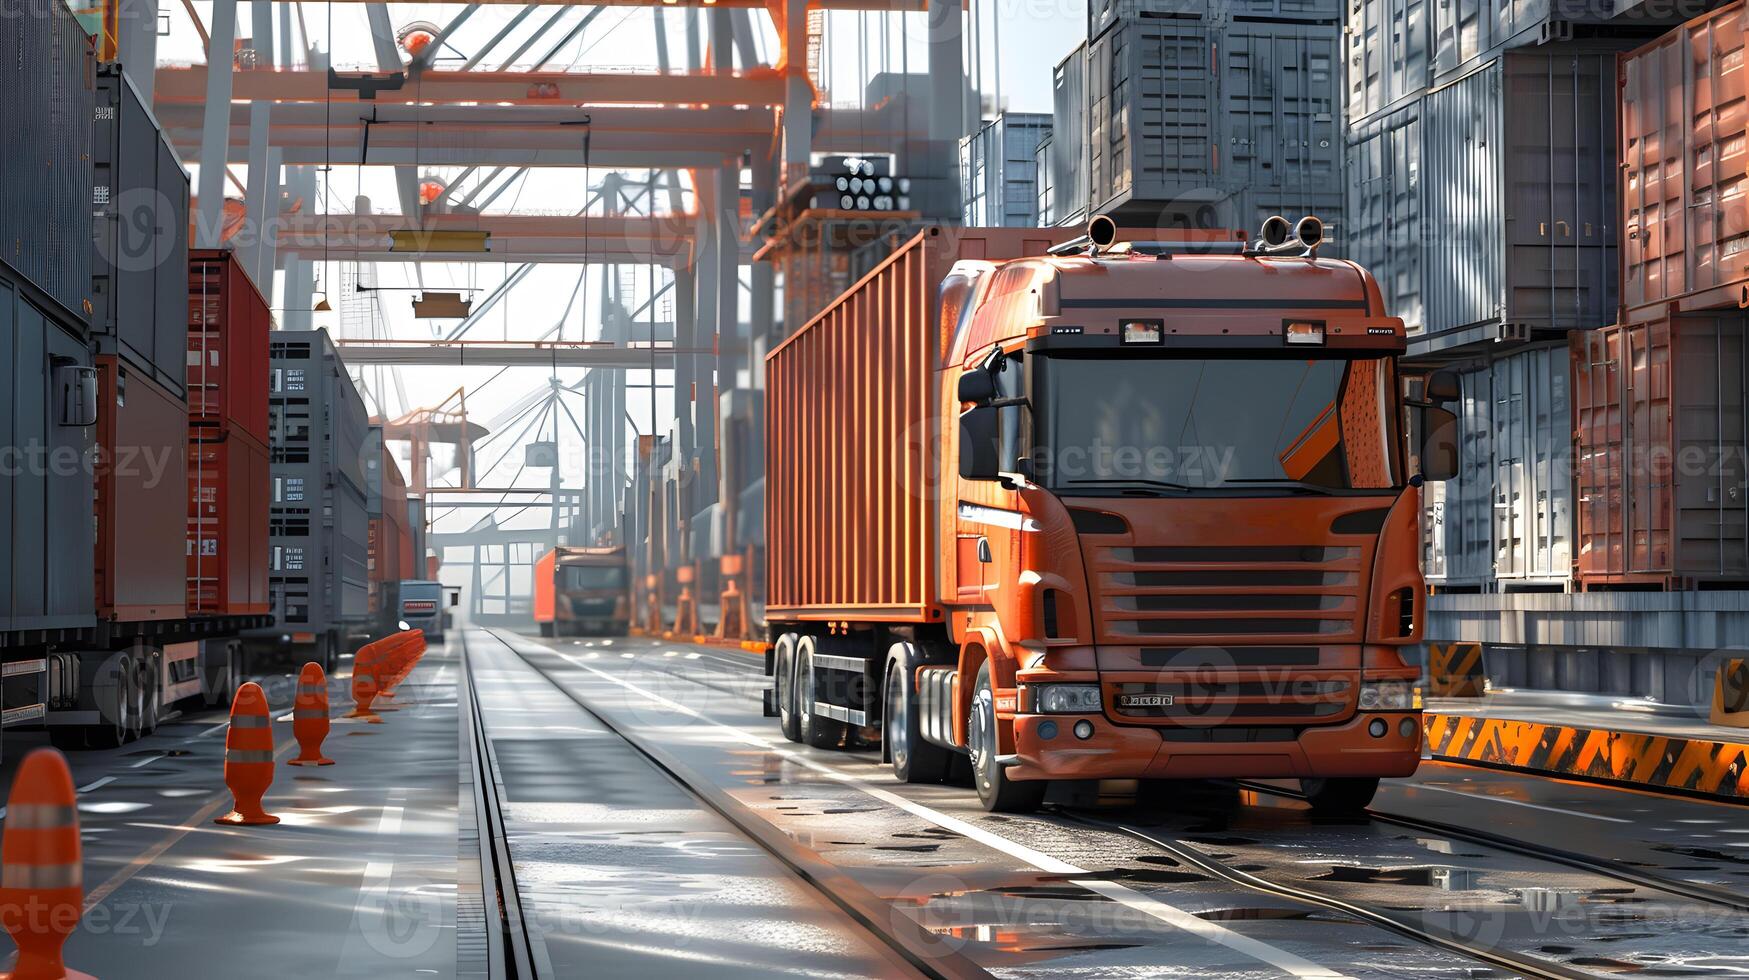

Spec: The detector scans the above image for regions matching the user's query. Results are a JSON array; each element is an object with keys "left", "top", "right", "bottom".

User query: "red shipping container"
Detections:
[
  {"left": 187, "top": 429, "right": 271, "bottom": 615},
  {"left": 95, "top": 356, "right": 190, "bottom": 622},
  {"left": 1572, "top": 313, "right": 1749, "bottom": 587},
  {"left": 1621, "top": 1, "right": 1749, "bottom": 314},
  {"left": 188, "top": 249, "right": 271, "bottom": 444}
]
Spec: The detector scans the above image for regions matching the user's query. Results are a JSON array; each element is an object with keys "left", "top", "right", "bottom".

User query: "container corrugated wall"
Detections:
[
  {"left": 1351, "top": 49, "right": 1618, "bottom": 343},
  {"left": 1346, "top": 0, "right": 1431, "bottom": 122},
  {"left": 187, "top": 430, "right": 271, "bottom": 616},
  {"left": 1050, "top": 44, "right": 1089, "bottom": 226},
  {"left": 1573, "top": 314, "right": 1749, "bottom": 587},
  {"left": 960, "top": 113, "right": 1051, "bottom": 228},
  {"left": 92, "top": 64, "right": 191, "bottom": 397},
  {"left": 1090, "top": 0, "right": 1340, "bottom": 43},
  {"left": 0, "top": 262, "right": 96, "bottom": 634},
  {"left": 0, "top": 0, "right": 94, "bottom": 319},
  {"left": 1620, "top": 1, "right": 1749, "bottom": 314},
  {"left": 188, "top": 249, "right": 272, "bottom": 444},
  {"left": 1423, "top": 344, "right": 1573, "bottom": 588}
]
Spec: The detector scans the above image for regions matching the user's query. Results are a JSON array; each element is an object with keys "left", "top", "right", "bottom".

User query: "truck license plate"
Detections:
[{"left": 1118, "top": 694, "right": 1175, "bottom": 707}]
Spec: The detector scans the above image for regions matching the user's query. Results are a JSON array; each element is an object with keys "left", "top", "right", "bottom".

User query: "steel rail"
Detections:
[{"left": 461, "top": 636, "right": 540, "bottom": 978}]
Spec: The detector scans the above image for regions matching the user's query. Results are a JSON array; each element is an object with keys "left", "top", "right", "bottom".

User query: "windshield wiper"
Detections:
[
  {"left": 1062, "top": 478, "right": 1196, "bottom": 495},
  {"left": 1214, "top": 479, "right": 1341, "bottom": 495}
]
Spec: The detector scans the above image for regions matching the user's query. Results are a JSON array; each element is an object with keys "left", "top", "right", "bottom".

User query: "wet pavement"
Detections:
[{"left": 8, "top": 628, "right": 1749, "bottom": 978}]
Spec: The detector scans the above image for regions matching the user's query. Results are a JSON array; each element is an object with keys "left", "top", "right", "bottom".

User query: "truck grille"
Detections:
[
  {"left": 1109, "top": 679, "right": 1353, "bottom": 722},
  {"left": 1092, "top": 545, "right": 1363, "bottom": 644}
]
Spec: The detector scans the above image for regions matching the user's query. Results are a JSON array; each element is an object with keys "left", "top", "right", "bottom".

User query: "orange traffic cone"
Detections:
[
  {"left": 287, "top": 662, "right": 335, "bottom": 766},
  {"left": 0, "top": 748, "right": 95, "bottom": 980},
  {"left": 215, "top": 682, "right": 280, "bottom": 826},
  {"left": 380, "top": 631, "right": 426, "bottom": 700},
  {"left": 345, "top": 642, "right": 383, "bottom": 723}
]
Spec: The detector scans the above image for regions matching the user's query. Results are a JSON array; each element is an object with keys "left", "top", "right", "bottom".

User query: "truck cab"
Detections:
[
  {"left": 535, "top": 546, "right": 632, "bottom": 637},
  {"left": 395, "top": 580, "right": 446, "bottom": 641}
]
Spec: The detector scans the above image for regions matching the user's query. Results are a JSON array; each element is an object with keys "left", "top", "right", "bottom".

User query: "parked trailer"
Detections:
[
  {"left": 248, "top": 329, "right": 372, "bottom": 668},
  {"left": 535, "top": 547, "right": 632, "bottom": 637},
  {"left": 764, "top": 222, "right": 1449, "bottom": 814}
]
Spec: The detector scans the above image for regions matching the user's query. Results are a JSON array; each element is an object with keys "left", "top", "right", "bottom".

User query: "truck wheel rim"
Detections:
[
  {"left": 970, "top": 685, "right": 995, "bottom": 793},
  {"left": 886, "top": 666, "right": 908, "bottom": 769}
]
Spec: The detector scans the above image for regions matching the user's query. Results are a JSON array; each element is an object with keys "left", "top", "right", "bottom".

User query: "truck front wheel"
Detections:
[
  {"left": 1301, "top": 777, "right": 1378, "bottom": 817},
  {"left": 885, "top": 651, "right": 949, "bottom": 783},
  {"left": 969, "top": 662, "right": 1045, "bottom": 813},
  {"left": 797, "top": 635, "right": 846, "bottom": 749},
  {"left": 774, "top": 633, "right": 801, "bottom": 743}
]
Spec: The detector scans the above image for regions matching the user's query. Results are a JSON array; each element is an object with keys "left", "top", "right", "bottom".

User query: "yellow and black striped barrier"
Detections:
[
  {"left": 1424, "top": 713, "right": 1749, "bottom": 801},
  {"left": 1711, "top": 658, "right": 1749, "bottom": 729},
  {"left": 1426, "top": 641, "right": 1486, "bottom": 698}
]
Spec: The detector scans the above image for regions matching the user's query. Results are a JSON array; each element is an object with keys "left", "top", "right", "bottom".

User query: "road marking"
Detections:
[
  {"left": 1413, "top": 783, "right": 1631, "bottom": 824},
  {"left": 555, "top": 650, "right": 1350, "bottom": 980},
  {"left": 78, "top": 776, "right": 116, "bottom": 794},
  {"left": 196, "top": 722, "right": 229, "bottom": 739},
  {"left": 129, "top": 755, "right": 162, "bottom": 769},
  {"left": 684, "top": 653, "right": 702, "bottom": 660}
]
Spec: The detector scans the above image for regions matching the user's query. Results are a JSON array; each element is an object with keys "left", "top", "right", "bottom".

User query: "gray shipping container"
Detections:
[
  {"left": 1347, "top": 48, "right": 1617, "bottom": 352},
  {"left": 1086, "top": 18, "right": 1342, "bottom": 233},
  {"left": 92, "top": 63, "right": 192, "bottom": 397},
  {"left": 0, "top": 0, "right": 95, "bottom": 320},
  {"left": 263, "top": 330, "right": 372, "bottom": 648},
  {"left": 1346, "top": 0, "right": 1431, "bottom": 123},
  {"left": 1090, "top": 0, "right": 1340, "bottom": 43},
  {"left": 1050, "top": 44, "right": 1090, "bottom": 227},
  {"left": 960, "top": 113, "right": 1051, "bottom": 228},
  {"left": 1423, "top": 344, "right": 1573, "bottom": 588},
  {"left": 0, "top": 261, "right": 97, "bottom": 635}
]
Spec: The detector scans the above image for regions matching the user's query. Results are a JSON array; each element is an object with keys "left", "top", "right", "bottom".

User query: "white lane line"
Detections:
[
  {"left": 684, "top": 653, "right": 702, "bottom": 660},
  {"left": 378, "top": 805, "right": 405, "bottom": 835},
  {"left": 1413, "top": 784, "right": 1631, "bottom": 824},
  {"left": 129, "top": 755, "right": 162, "bottom": 769},
  {"left": 556, "top": 651, "right": 1350, "bottom": 980},
  {"left": 78, "top": 776, "right": 117, "bottom": 794},
  {"left": 196, "top": 722, "right": 229, "bottom": 739}
]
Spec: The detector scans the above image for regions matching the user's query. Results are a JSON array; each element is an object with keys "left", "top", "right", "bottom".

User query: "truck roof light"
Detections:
[
  {"left": 1285, "top": 321, "right": 1325, "bottom": 346},
  {"left": 1121, "top": 320, "right": 1164, "bottom": 345}
]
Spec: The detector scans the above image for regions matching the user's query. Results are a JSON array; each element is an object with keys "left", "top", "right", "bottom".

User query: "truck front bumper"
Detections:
[{"left": 1005, "top": 711, "right": 1423, "bottom": 782}]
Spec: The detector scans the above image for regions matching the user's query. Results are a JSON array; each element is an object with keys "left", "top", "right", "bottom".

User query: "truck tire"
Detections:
[
  {"left": 774, "top": 633, "right": 802, "bottom": 743},
  {"left": 885, "top": 651, "right": 949, "bottom": 784},
  {"left": 86, "top": 657, "right": 134, "bottom": 749},
  {"left": 140, "top": 654, "right": 161, "bottom": 736},
  {"left": 540, "top": 622, "right": 555, "bottom": 638},
  {"left": 969, "top": 661, "right": 1045, "bottom": 813},
  {"left": 1301, "top": 777, "right": 1378, "bottom": 817},
  {"left": 797, "top": 635, "right": 846, "bottom": 749}
]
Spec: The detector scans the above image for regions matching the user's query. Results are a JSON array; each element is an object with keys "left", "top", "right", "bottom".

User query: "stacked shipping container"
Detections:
[
  {"left": 1046, "top": 0, "right": 1344, "bottom": 235},
  {"left": 960, "top": 113, "right": 1051, "bottom": 228},
  {"left": 186, "top": 251, "right": 271, "bottom": 616},
  {"left": 364, "top": 425, "right": 414, "bottom": 620}
]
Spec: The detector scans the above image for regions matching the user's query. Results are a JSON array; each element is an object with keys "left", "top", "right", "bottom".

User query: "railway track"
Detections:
[
  {"left": 1234, "top": 778, "right": 1749, "bottom": 914},
  {"left": 460, "top": 630, "right": 991, "bottom": 980}
]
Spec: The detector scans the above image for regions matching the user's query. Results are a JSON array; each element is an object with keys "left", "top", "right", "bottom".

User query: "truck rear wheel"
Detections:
[
  {"left": 885, "top": 649, "right": 949, "bottom": 784},
  {"left": 774, "top": 633, "right": 802, "bottom": 742},
  {"left": 797, "top": 635, "right": 846, "bottom": 749},
  {"left": 1301, "top": 777, "right": 1378, "bottom": 817},
  {"left": 969, "top": 662, "right": 1045, "bottom": 813}
]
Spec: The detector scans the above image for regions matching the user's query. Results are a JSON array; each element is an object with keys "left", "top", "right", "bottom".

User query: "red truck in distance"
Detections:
[{"left": 763, "top": 217, "right": 1460, "bottom": 813}]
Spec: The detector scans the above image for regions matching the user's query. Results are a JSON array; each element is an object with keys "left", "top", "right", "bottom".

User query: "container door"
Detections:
[
  {"left": 1492, "top": 353, "right": 1528, "bottom": 580},
  {"left": 1671, "top": 317, "right": 1749, "bottom": 579},
  {"left": 1573, "top": 327, "right": 1624, "bottom": 580},
  {"left": 1627, "top": 321, "right": 1673, "bottom": 576}
]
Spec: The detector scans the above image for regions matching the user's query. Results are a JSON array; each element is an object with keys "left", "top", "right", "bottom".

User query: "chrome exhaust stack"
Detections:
[{"left": 1253, "top": 214, "right": 1326, "bottom": 257}]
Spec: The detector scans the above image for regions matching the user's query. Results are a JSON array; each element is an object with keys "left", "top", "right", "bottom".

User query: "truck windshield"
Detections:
[
  {"left": 1036, "top": 354, "right": 1398, "bottom": 492},
  {"left": 561, "top": 565, "right": 627, "bottom": 591}
]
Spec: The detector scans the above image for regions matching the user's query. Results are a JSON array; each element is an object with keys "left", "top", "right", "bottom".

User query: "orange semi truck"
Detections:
[
  {"left": 763, "top": 218, "right": 1459, "bottom": 813},
  {"left": 534, "top": 546, "right": 632, "bottom": 637}
]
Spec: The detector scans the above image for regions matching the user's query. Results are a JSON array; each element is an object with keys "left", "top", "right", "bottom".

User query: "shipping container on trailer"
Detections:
[
  {"left": 0, "top": 0, "right": 95, "bottom": 320},
  {"left": 0, "top": 261, "right": 97, "bottom": 640},
  {"left": 187, "top": 249, "right": 272, "bottom": 443},
  {"left": 764, "top": 222, "right": 1436, "bottom": 816},
  {"left": 250, "top": 329, "right": 373, "bottom": 667},
  {"left": 1422, "top": 345, "right": 1573, "bottom": 589},
  {"left": 91, "top": 63, "right": 191, "bottom": 397},
  {"left": 1572, "top": 314, "right": 1749, "bottom": 589},
  {"left": 1348, "top": 48, "right": 1619, "bottom": 350},
  {"left": 93, "top": 356, "right": 189, "bottom": 622},
  {"left": 1085, "top": 18, "right": 1343, "bottom": 234},
  {"left": 1619, "top": 1, "right": 1749, "bottom": 315},
  {"left": 186, "top": 430, "right": 271, "bottom": 616}
]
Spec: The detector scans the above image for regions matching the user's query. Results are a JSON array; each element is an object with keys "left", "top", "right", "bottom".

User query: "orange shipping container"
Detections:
[
  {"left": 1621, "top": 2, "right": 1749, "bottom": 313},
  {"left": 764, "top": 227, "right": 1069, "bottom": 621},
  {"left": 95, "top": 356, "right": 189, "bottom": 622},
  {"left": 187, "top": 430, "right": 272, "bottom": 615},
  {"left": 1572, "top": 312, "right": 1749, "bottom": 587}
]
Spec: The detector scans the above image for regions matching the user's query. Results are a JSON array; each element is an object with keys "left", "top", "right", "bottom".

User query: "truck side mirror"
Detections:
[
  {"left": 957, "top": 369, "right": 996, "bottom": 406},
  {"left": 1424, "top": 369, "right": 1460, "bottom": 404},
  {"left": 959, "top": 406, "right": 1002, "bottom": 481},
  {"left": 54, "top": 361, "right": 97, "bottom": 427},
  {"left": 1419, "top": 405, "right": 1459, "bottom": 482}
]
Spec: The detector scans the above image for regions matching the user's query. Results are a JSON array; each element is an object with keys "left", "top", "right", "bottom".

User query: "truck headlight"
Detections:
[
  {"left": 1036, "top": 684, "right": 1102, "bottom": 714},
  {"left": 1359, "top": 680, "right": 1413, "bottom": 711}
]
